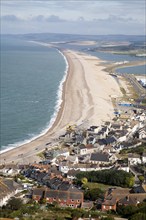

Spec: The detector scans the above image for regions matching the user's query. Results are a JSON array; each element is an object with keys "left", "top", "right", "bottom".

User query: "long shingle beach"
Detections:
[{"left": 0, "top": 49, "right": 124, "bottom": 164}]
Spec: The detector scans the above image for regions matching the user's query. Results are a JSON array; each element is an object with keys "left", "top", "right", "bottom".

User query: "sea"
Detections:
[
  {"left": 1, "top": 37, "right": 68, "bottom": 152},
  {"left": 0, "top": 36, "right": 145, "bottom": 153}
]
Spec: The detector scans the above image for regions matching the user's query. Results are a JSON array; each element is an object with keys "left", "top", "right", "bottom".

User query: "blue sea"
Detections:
[
  {"left": 0, "top": 36, "right": 145, "bottom": 153},
  {"left": 1, "top": 37, "right": 67, "bottom": 152}
]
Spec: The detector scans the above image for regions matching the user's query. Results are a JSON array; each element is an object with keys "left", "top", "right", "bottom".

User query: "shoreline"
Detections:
[
  {"left": 0, "top": 49, "right": 124, "bottom": 164},
  {"left": 104, "top": 60, "right": 146, "bottom": 75},
  {"left": 0, "top": 48, "right": 69, "bottom": 155}
]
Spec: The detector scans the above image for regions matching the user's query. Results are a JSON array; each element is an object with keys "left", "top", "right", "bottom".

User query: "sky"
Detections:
[{"left": 1, "top": 0, "right": 146, "bottom": 35}]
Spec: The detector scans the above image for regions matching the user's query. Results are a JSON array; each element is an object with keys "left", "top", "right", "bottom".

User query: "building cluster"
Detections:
[
  {"left": 0, "top": 108, "right": 146, "bottom": 210},
  {"left": 102, "top": 185, "right": 146, "bottom": 211}
]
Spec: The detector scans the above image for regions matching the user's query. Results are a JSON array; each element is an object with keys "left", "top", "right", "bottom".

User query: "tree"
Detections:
[
  {"left": 129, "top": 212, "right": 146, "bottom": 220},
  {"left": 117, "top": 205, "right": 138, "bottom": 217},
  {"left": 6, "top": 197, "right": 23, "bottom": 210},
  {"left": 84, "top": 188, "right": 103, "bottom": 201},
  {"left": 138, "top": 175, "right": 144, "bottom": 183},
  {"left": 81, "top": 177, "right": 88, "bottom": 185},
  {"left": 76, "top": 170, "right": 134, "bottom": 188},
  {"left": 125, "top": 176, "right": 135, "bottom": 187}
]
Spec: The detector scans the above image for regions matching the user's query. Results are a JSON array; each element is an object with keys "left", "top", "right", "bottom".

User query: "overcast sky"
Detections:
[{"left": 1, "top": 0, "right": 146, "bottom": 35}]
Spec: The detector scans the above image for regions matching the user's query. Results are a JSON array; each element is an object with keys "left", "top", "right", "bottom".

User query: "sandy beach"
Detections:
[{"left": 0, "top": 50, "right": 123, "bottom": 165}]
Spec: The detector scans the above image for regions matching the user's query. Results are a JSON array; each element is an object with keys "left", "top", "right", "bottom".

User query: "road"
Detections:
[{"left": 122, "top": 73, "right": 146, "bottom": 98}]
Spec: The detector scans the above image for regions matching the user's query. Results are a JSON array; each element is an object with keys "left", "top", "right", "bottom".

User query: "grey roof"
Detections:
[
  {"left": 67, "top": 169, "right": 80, "bottom": 176},
  {"left": 104, "top": 136, "right": 117, "bottom": 144},
  {"left": 3, "top": 179, "right": 16, "bottom": 191},
  {"left": 105, "top": 122, "right": 111, "bottom": 126},
  {"left": 45, "top": 187, "right": 83, "bottom": 200},
  {"left": 67, "top": 185, "right": 82, "bottom": 193},
  {"left": 81, "top": 201, "right": 93, "bottom": 209},
  {"left": 112, "top": 124, "right": 121, "bottom": 129},
  {"left": 90, "top": 152, "right": 109, "bottom": 162},
  {"left": 37, "top": 172, "right": 47, "bottom": 181},
  {"left": 131, "top": 184, "right": 146, "bottom": 193},
  {"left": 98, "top": 139, "right": 106, "bottom": 145},
  {"left": 101, "top": 126, "right": 108, "bottom": 132},
  {"left": 79, "top": 144, "right": 86, "bottom": 149},
  {"left": 58, "top": 182, "right": 70, "bottom": 190},
  {"left": 90, "top": 126, "right": 98, "bottom": 129},
  {"left": 118, "top": 196, "right": 137, "bottom": 206},
  {"left": 33, "top": 188, "right": 44, "bottom": 196}
]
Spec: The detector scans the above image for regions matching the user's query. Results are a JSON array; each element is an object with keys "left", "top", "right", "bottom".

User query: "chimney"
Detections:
[{"left": 126, "top": 195, "right": 129, "bottom": 201}]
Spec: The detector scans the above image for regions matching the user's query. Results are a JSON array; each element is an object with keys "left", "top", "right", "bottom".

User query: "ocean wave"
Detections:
[
  {"left": 47, "top": 49, "right": 68, "bottom": 129},
  {"left": 0, "top": 48, "right": 69, "bottom": 155}
]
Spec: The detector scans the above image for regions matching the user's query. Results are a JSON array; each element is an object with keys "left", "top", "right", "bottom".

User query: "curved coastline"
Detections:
[
  {"left": 0, "top": 48, "right": 68, "bottom": 154},
  {"left": 0, "top": 49, "right": 124, "bottom": 164}
]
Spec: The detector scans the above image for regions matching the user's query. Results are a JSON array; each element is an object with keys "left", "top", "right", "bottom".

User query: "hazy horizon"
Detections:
[{"left": 1, "top": 0, "right": 145, "bottom": 35}]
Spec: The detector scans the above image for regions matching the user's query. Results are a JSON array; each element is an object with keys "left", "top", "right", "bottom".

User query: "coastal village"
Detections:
[
  {"left": 1, "top": 33, "right": 146, "bottom": 220},
  {"left": 0, "top": 101, "right": 146, "bottom": 219}
]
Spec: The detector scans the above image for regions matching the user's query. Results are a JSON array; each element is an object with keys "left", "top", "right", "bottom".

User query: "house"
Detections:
[
  {"left": 78, "top": 144, "right": 96, "bottom": 155},
  {"left": 32, "top": 188, "right": 45, "bottom": 202},
  {"left": 73, "top": 134, "right": 84, "bottom": 145},
  {"left": 0, "top": 164, "right": 21, "bottom": 176},
  {"left": 104, "top": 136, "right": 117, "bottom": 146},
  {"left": 67, "top": 170, "right": 80, "bottom": 179},
  {"left": 0, "top": 178, "right": 21, "bottom": 207},
  {"left": 118, "top": 195, "right": 137, "bottom": 206},
  {"left": 104, "top": 122, "right": 111, "bottom": 129},
  {"left": 102, "top": 197, "right": 117, "bottom": 211},
  {"left": 116, "top": 130, "right": 128, "bottom": 143},
  {"left": 59, "top": 161, "right": 72, "bottom": 173},
  {"left": 118, "top": 194, "right": 146, "bottom": 206},
  {"left": 81, "top": 201, "right": 94, "bottom": 210},
  {"left": 142, "top": 152, "right": 146, "bottom": 164},
  {"left": 87, "top": 136, "right": 96, "bottom": 145},
  {"left": 128, "top": 153, "right": 141, "bottom": 165},
  {"left": 37, "top": 172, "right": 48, "bottom": 184},
  {"left": 102, "top": 187, "right": 146, "bottom": 212},
  {"left": 89, "top": 152, "right": 110, "bottom": 165},
  {"left": 111, "top": 123, "right": 122, "bottom": 131},
  {"left": 96, "top": 126, "right": 109, "bottom": 139},
  {"left": 66, "top": 155, "right": 79, "bottom": 164},
  {"left": 101, "top": 187, "right": 130, "bottom": 212},
  {"left": 116, "top": 165, "right": 129, "bottom": 173},
  {"left": 109, "top": 154, "right": 118, "bottom": 163},
  {"left": 88, "top": 126, "right": 99, "bottom": 133},
  {"left": 44, "top": 185, "right": 83, "bottom": 208},
  {"left": 78, "top": 144, "right": 87, "bottom": 155},
  {"left": 131, "top": 184, "right": 146, "bottom": 194},
  {"left": 53, "top": 148, "right": 70, "bottom": 158}
]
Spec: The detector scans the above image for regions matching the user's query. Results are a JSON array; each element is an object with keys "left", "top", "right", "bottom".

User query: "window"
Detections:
[{"left": 71, "top": 199, "right": 74, "bottom": 202}]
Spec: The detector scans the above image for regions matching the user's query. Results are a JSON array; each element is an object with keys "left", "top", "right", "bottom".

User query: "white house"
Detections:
[
  {"left": 128, "top": 153, "right": 141, "bottom": 165},
  {"left": 117, "top": 165, "right": 129, "bottom": 173},
  {"left": 142, "top": 152, "right": 146, "bottom": 164},
  {"left": 66, "top": 155, "right": 79, "bottom": 164}
]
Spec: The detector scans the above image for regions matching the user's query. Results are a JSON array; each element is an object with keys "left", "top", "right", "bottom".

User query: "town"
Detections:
[{"left": 0, "top": 104, "right": 146, "bottom": 220}]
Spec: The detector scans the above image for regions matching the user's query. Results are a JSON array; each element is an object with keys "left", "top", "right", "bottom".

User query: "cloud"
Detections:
[
  {"left": 1, "top": 15, "right": 22, "bottom": 22},
  {"left": 1, "top": 0, "right": 145, "bottom": 35},
  {"left": 46, "top": 15, "right": 66, "bottom": 22}
]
